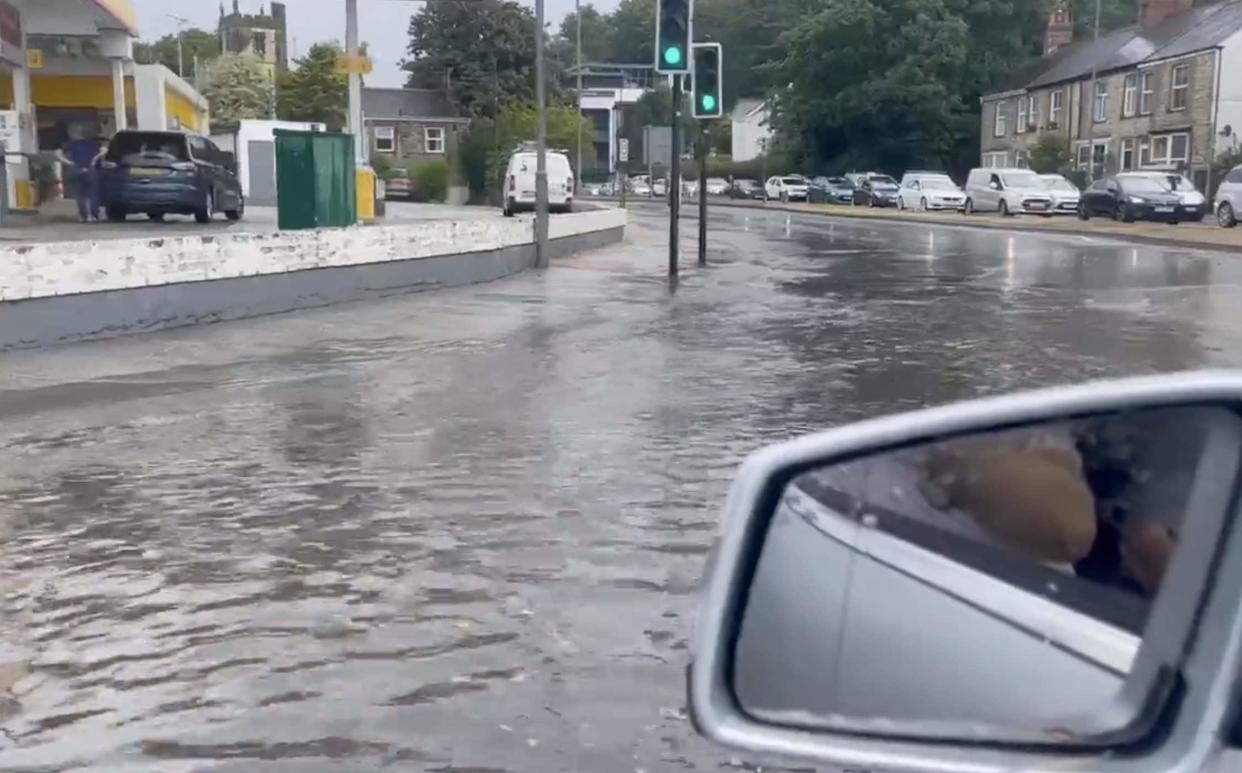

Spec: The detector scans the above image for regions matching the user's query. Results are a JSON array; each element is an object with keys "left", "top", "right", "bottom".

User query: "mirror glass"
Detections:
[{"left": 733, "top": 406, "right": 1238, "bottom": 743}]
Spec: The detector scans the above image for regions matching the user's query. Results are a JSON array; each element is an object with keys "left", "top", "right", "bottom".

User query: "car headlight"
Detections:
[
  {"left": 1185, "top": 193, "right": 1204, "bottom": 205},
  {"left": 1129, "top": 196, "right": 1145, "bottom": 204}
]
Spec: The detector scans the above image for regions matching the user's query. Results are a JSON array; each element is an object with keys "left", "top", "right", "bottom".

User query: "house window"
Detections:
[
  {"left": 1015, "top": 150, "right": 1030, "bottom": 169},
  {"left": 1093, "top": 79, "right": 1109, "bottom": 122},
  {"left": 982, "top": 151, "right": 1007, "bottom": 168},
  {"left": 1139, "top": 71, "right": 1154, "bottom": 115},
  {"left": 1091, "top": 140, "right": 1109, "bottom": 178},
  {"left": 1121, "top": 138, "right": 1135, "bottom": 170},
  {"left": 1139, "top": 138, "right": 1151, "bottom": 166},
  {"left": 374, "top": 125, "right": 395, "bottom": 154},
  {"left": 1049, "top": 89, "right": 1063, "bottom": 128},
  {"left": 1028, "top": 95, "right": 1040, "bottom": 130},
  {"left": 1017, "top": 98, "right": 1028, "bottom": 133},
  {"left": 1170, "top": 63, "right": 1189, "bottom": 111},
  {"left": 1122, "top": 73, "right": 1138, "bottom": 117},
  {"left": 424, "top": 126, "right": 445, "bottom": 154},
  {"left": 993, "top": 101, "right": 1008, "bottom": 137},
  {"left": 1076, "top": 143, "right": 1091, "bottom": 169},
  {"left": 1144, "top": 132, "right": 1190, "bottom": 167}
]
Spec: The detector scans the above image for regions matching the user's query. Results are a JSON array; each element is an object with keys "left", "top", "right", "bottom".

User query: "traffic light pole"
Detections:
[
  {"left": 669, "top": 74, "right": 681, "bottom": 278},
  {"left": 698, "top": 128, "right": 707, "bottom": 266}
]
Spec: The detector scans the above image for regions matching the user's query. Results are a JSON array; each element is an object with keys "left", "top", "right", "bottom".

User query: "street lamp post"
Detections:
[
  {"left": 576, "top": 0, "right": 582, "bottom": 193},
  {"left": 166, "top": 13, "right": 189, "bottom": 77},
  {"left": 345, "top": 0, "right": 365, "bottom": 167},
  {"left": 534, "top": 0, "right": 549, "bottom": 267}
]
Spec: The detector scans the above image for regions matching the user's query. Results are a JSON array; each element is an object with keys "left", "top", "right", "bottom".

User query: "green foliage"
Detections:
[
  {"left": 411, "top": 159, "right": 449, "bottom": 202},
  {"left": 454, "top": 104, "right": 596, "bottom": 203},
  {"left": 556, "top": 5, "right": 611, "bottom": 62},
  {"left": 403, "top": 0, "right": 545, "bottom": 118},
  {"left": 1210, "top": 146, "right": 1242, "bottom": 198},
  {"left": 1029, "top": 133, "right": 1073, "bottom": 175},
  {"left": 276, "top": 43, "right": 348, "bottom": 131},
  {"left": 203, "top": 54, "right": 273, "bottom": 130},
  {"left": 134, "top": 28, "right": 220, "bottom": 77},
  {"left": 370, "top": 153, "right": 394, "bottom": 180}
]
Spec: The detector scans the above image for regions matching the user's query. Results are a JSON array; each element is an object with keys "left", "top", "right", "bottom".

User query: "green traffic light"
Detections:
[
  {"left": 663, "top": 45, "right": 682, "bottom": 65},
  {"left": 701, "top": 94, "right": 717, "bottom": 112}
]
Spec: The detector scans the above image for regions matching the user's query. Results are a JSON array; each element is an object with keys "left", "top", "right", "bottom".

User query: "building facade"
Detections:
[
  {"left": 218, "top": 0, "right": 286, "bottom": 81},
  {"left": 731, "top": 98, "right": 773, "bottom": 162},
  {"left": 362, "top": 87, "right": 466, "bottom": 169},
  {"left": 980, "top": 0, "right": 1242, "bottom": 188},
  {"left": 568, "top": 62, "right": 657, "bottom": 175}
]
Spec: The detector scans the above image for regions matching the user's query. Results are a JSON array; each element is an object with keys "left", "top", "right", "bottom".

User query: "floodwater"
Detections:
[{"left": 2, "top": 206, "right": 1241, "bottom": 771}]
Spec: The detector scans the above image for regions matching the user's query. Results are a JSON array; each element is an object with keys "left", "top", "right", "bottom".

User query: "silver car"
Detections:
[
  {"left": 1037, "top": 173, "right": 1081, "bottom": 214},
  {"left": 1217, "top": 164, "right": 1241, "bottom": 228}
]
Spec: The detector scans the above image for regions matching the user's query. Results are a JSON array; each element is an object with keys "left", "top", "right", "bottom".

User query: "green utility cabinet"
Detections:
[{"left": 274, "top": 130, "right": 357, "bottom": 230}]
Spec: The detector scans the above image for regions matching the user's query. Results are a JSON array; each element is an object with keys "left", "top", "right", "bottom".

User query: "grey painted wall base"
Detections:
[{"left": 0, "top": 226, "right": 624, "bottom": 351}]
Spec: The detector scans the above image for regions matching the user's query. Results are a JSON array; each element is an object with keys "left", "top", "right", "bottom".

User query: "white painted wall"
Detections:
[
  {"left": 0, "top": 207, "right": 627, "bottom": 302},
  {"left": 1216, "top": 31, "right": 1242, "bottom": 159},
  {"left": 732, "top": 106, "right": 773, "bottom": 162},
  {"left": 133, "top": 68, "right": 166, "bottom": 132},
  {"left": 210, "top": 120, "right": 327, "bottom": 198}
]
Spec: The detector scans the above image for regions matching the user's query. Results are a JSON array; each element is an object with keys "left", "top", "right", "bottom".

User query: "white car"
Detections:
[
  {"left": 630, "top": 179, "right": 652, "bottom": 196},
  {"left": 652, "top": 178, "right": 668, "bottom": 196},
  {"left": 1127, "top": 171, "right": 1209, "bottom": 220},
  {"left": 964, "top": 167, "right": 1054, "bottom": 216},
  {"left": 765, "top": 176, "right": 810, "bottom": 202},
  {"left": 502, "top": 150, "right": 574, "bottom": 216},
  {"left": 1037, "top": 173, "right": 1082, "bottom": 214},
  {"left": 896, "top": 173, "right": 965, "bottom": 211},
  {"left": 705, "top": 177, "right": 729, "bottom": 195}
]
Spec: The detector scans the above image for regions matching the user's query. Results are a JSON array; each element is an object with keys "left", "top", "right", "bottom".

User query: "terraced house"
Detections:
[{"left": 979, "top": 0, "right": 1242, "bottom": 189}]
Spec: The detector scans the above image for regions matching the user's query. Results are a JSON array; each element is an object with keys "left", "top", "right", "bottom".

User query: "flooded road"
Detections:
[{"left": 2, "top": 206, "right": 1241, "bottom": 771}]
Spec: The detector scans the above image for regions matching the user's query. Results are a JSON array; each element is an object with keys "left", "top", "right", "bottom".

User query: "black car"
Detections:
[
  {"left": 100, "top": 131, "right": 244, "bottom": 223},
  {"left": 1078, "top": 174, "right": 1183, "bottom": 224},
  {"left": 728, "top": 178, "right": 765, "bottom": 200},
  {"left": 853, "top": 174, "right": 900, "bottom": 207},
  {"left": 809, "top": 176, "right": 855, "bottom": 204}
]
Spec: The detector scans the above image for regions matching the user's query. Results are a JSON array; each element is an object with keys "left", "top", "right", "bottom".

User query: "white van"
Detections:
[
  {"left": 964, "top": 167, "right": 1054, "bottom": 216},
  {"left": 502, "top": 151, "right": 574, "bottom": 216}
]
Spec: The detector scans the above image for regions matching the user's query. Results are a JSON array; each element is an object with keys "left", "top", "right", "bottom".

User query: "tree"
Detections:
[
  {"left": 403, "top": 0, "right": 543, "bottom": 118},
  {"left": 605, "top": 0, "right": 656, "bottom": 63},
  {"left": 1029, "top": 133, "right": 1073, "bottom": 174},
  {"left": 277, "top": 42, "right": 348, "bottom": 131},
  {"left": 557, "top": 4, "right": 611, "bottom": 62},
  {"left": 203, "top": 54, "right": 274, "bottom": 130},
  {"left": 134, "top": 28, "right": 220, "bottom": 79}
]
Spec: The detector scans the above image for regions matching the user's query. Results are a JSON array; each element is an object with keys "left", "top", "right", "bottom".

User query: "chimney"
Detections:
[
  {"left": 1044, "top": 6, "right": 1074, "bottom": 55},
  {"left": 1140, "top": 0, "right": 1193, "bottom": 28}
]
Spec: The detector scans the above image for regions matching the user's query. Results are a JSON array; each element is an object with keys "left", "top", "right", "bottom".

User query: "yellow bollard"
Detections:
[{"left": 356, "top": 167, "right": 376, "bottom": 222}]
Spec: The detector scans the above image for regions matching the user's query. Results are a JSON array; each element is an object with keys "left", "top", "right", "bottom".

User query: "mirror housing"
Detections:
[{"left": 689, "top": 372, "right": 1242, "bottom": 773}]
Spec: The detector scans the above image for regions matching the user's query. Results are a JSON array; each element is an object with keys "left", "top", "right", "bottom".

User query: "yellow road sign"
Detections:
[{"left": 337, "top": 53, "right": 373, "bottom": 75}]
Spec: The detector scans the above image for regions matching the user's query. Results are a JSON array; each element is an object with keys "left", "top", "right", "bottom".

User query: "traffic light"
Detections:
[
  {"left": 692, "top": 43, "right": 722, "bottom": 118},
  {"left": 655, "top": 0, "right": 691, "bottom": 74}
]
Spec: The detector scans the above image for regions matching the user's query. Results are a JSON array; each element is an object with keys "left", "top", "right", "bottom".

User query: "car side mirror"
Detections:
[
  {"left": 989, "top": 181, "right": 1001, "bottom": 190},
  {"left": 221, "top": 151, "right": 237, "bottom": 173},
  {"left": 690, "top": 372, "right": 1242, "bottom": 773}
]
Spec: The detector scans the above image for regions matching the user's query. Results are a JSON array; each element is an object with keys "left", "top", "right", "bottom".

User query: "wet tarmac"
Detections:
[{"left": 3, "top": 204, "right": 1242, "bottom": 771}]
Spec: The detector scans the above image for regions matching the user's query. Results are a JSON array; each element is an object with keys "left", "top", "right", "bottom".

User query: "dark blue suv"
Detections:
[{"left": 100, "top": 131, "right": 244, "bottom": 223}]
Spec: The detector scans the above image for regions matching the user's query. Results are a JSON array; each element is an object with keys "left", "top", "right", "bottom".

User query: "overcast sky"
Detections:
[{"left": 131, "top": 0, "right": 622, "bottom": 87}]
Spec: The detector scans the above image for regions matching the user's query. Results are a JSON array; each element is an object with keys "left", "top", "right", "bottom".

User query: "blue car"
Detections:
[{"left": 100, "top": 131, "right": 244, "bottom": 223}]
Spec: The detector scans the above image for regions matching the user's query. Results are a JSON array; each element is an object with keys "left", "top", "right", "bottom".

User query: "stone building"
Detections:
[
  {"left": 362, "top": 87, "right": 467, "bottom": 168},
  {"left": 218, "top": 0, "right": 287, "bottom": 81},
  {"left": 979, "top": 0, "right": 1242, "bottom": 188}
]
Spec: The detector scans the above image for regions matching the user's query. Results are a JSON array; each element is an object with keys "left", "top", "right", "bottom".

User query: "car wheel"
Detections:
[
  {"left": 920, "top": 197, "right": 928, "bottom": 212},
  {"left": 1220, "top": 202, "right": 1238, "bottom": 228},
  {"left": 964, "top": 198, "right": 973, "bottom": 215},
  {"left": 106, "top": 205, "right": 126, "bottom": 222},
  {"left": 147, "top": 212, "right": 165, "bottom": 222},
  {"left": 224, "top": 195, "right": 245, "bottom": 221},
  {"left": 195, "top": 191, "right": 214, "bottom": 224},
  {"left": 998, "top": 199, "right": 1010, "bottom": 217},
  {"left": 1078, "top": 203, "right": 1090, "bottom": 221},
  {"left": 1115, "top": 202, "right": 1133, "bottom": 223}
]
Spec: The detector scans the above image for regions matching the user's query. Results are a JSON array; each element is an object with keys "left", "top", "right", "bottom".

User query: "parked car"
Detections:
[
  {"left": 963, "top": 167, "right": 1053, "bottom": 216},
  {"left": 729, "top": 178, "right": 766, "bottom": 200},
  {"left": 705, "top": 177, "right": 730, "bottom": 195},
  {"left": 1037, "top": 173, "right": 1081, "bottom": 214},
  {"left": 1077, "top": 174, "right": 1184, "bottom": 224},
  {"left": 682, "top": 179, "right": 699, "bottom": 199},
  {"left": 652, "top": 178, "right": 668, "bottom": 197},
  {"left": 809, "top": 176, "right": 856, "bottom": 204},
  {"left": 1217, "top": 163, "right": 1241, "bottom": 228},
  {"left": 1126, "top": 171, "right": 1209, "bottom": 220},
  {"left": 852, "top": 174, "right": 900, "bottom": 207},
  {"left": 502, "top": 150, "right": 574, "bottom": 216},
  {"left": 896, "top": 172, "right": 965, "bottom": 211},
  {"left": 765, "top": 175, "right": 810, "bottom": 202},
  {"left": 629, "top": 178, "right": 652, "bottom": 196},
  {"left": 384, "top": 168, "right": 413, "bottom": 200},
  {"left": 99, "top": 130, "right": 244, "bottom": 223}
]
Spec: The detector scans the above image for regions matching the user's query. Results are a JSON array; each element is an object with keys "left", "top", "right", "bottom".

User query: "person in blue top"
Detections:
[{"left": 57, "top": 129, "right": 106, "bottom": 222}]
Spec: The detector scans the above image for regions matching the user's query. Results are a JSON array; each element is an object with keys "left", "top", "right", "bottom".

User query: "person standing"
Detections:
[{"left": 57, "top": 130, "right": 104, "bottom": 222}]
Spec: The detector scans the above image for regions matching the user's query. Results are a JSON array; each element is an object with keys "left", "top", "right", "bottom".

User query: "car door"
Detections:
[
  {"left": 765, "top": 177, "right": 779, "bottom": 200},
  {"left": 903, "top": 179, "right": 920, "bottom": 208},
  {"left": 187, "top": 136, "right": 218, "bottom": 202},
  {"left": 982, "top": 172, "right": 1003, "bottom": 211},
  {"left": 205, "top": 138, "right": 242, "bottom": 209}
]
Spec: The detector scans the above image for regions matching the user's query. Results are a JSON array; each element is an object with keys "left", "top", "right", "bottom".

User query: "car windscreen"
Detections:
[
  {"left": 920, "top": 177, "right": 957, "bottom": 190},
  {"left": 106, "top": 133, "right": 189, "bottom": 162},
  {"left": 1042, "top": 178, "right": 1077, "bottom": 192},
  {"left": 869, "top": 176, "right": 898, "bottom": 187},
  {"left": 826, "top": 178, "right": 851, "bottom": 187},
  {"left": 1000, "top": 171, "right": 1042, "bottom": 188},
  {"left": 781, "top": 177, "right": 804, "bottom": 185},
  {"left": 1163, "top": 175, "right": 1196, "bottom": 192},
  {"left": 736, "top": 179, "right": 759, "bottom": 189},
  {"left": 1119, "top": 176, "right": 1172, "bottom": 194}
]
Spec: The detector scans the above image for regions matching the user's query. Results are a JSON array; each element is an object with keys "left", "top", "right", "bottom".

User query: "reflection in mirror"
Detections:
[{"left": 733, "top": 406, "right": 1238, "bottom": 743}]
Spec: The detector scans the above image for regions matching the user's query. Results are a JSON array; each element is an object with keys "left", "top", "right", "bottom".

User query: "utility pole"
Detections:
[
  {"left": 345, "top": 0, "right": 365, "bottom": 167},
  {"left": 534, "top": 0, "right": 549, "bottom": 268},
  {"left": 575, "top": 0, "right": 583, "bottom": 194},
  {"left": 697, "top": 129, "right": 707, "bottom": 266},
  {"left": 167, "top": 14, "right": 190, "bottom": 77},
  {"left": 669, "top": 74, "right": 681, "bottom": 277}
]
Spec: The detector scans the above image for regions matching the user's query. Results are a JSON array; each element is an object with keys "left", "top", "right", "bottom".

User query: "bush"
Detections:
[
  {"left": 370, "top": 153, "right": 394, "bottom": 180},
  {"left": 411, "top": 160, "right": 449, "bottom": 202}
]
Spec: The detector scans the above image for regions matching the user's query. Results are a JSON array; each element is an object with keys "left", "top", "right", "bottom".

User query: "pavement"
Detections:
[
  {"left": 4, "top": 206, "right": 1242, "bottom": 770},
  {"left": 0, "top": 199, "right": 508, "bottom": 243},
  {"left": 585, "top": 193, "right": 1242, "bottom": 253}
]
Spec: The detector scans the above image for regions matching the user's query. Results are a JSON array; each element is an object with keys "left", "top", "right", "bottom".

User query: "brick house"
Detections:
[
  {"left": 362, "top": 88, "right": 468, "bottom": 168},
  {"left": 979, "top": 0, "right": 1242, "bottom": 189}
]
